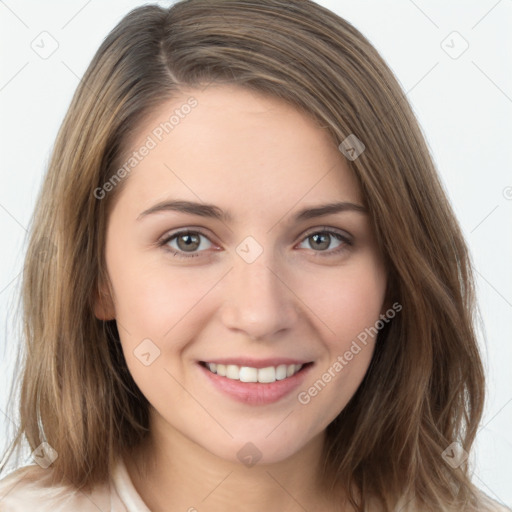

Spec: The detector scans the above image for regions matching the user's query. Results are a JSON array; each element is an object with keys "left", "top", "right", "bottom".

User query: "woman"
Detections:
[{"left": 0, "top": 0, "right": 508, "bottom": 510}]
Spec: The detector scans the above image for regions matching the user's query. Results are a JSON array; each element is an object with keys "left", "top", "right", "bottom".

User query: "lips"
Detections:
[{"left": 197, "top": 359, "right": 314, "bottom": 405}]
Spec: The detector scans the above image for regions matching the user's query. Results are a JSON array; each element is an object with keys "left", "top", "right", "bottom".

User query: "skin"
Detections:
[{"left": 95, "top": 84, "right": 387, "bottom": 512}]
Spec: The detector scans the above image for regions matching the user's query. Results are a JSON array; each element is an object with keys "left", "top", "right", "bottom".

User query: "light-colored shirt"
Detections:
[
  {"left": 0, "top": 457, "right": 150, "bottom": 511},
  {"left": 0, "top": 457, "right": 510, "bottom": 511}
]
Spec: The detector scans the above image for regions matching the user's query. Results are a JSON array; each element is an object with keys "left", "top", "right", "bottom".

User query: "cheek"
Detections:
[
  {"left": 106, "top": 257, "right": 219, "bottom": 407},
  {"left": 293, "top": 253, "right": 386, "bottom": 421},
  {"left": 106, "top": 240, "right": 218, "bottom": 342},
  {"left": 300, "top": 254, "right": 387, "bottom": 348}
]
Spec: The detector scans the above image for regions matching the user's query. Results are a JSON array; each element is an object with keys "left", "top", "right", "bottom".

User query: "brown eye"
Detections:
[
  {"left": 297, "top": 229, "right": 352, "bottom": 256},
  {"left": 176, "top": 232, "right": 201, "bottom": 252},
  {"left": 308, "top": 232, "right": 332, "bottom": 251},
  {"left": 161, "top": 230, "right": 214, "bottom": 257}
]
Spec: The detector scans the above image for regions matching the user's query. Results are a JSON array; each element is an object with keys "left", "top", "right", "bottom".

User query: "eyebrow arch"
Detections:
[
  {"left": 136, "top": 199, "right": 367, "bottom": 223},
  {"left": 292, "top": 201, "right": 367, "bottom": 221},
  {"left": 137, "top": 200, "right": 231, "bottom": 222}
]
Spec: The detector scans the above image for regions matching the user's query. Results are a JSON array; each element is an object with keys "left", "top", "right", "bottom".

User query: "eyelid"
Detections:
[
  {"left": 299, "top": 225, "right": 353, "bottom": 243},
  {"left": 157, "top": 226, "right": 218, "bottom": 246}
]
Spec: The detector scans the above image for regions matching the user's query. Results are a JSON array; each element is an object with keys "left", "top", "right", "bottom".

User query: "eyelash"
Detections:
[{"left": 158, "top": 227, "right": 353, "bottom": 260}]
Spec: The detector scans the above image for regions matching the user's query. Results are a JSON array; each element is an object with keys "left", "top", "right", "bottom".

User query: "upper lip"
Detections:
[{"left": 199, "top": 358, "right": 313, "bottom": 369}]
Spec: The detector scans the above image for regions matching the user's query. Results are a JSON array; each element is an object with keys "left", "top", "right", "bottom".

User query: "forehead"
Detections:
[{"left": 115, "top": 85, "right": 363, "bottom": 220}]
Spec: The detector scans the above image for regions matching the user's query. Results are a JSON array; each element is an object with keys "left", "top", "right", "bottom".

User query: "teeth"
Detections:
[
  {"left": 204, "top": 363, "right": 304, "bottom": 383},
  {"left": 239, "top": 366, "right": 258, "bottom": 383},
  {"left": 226, "top": 365, "right": 239, "bottom": 379},
  {"left": 275, "top": 364, "right": 287, "bottom": 380}
]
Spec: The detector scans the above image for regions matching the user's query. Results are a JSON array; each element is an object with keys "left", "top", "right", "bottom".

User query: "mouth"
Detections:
[
  {"left": 197, "top": 360, "right": 314, "bottom": 405},
  {"left": 199, "top": 361, "right": 313, "bottom": 383}
]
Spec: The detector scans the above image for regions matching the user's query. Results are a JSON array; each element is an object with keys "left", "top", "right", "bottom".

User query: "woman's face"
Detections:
[{"left": 98, "top": 85, "right": 387, "bottom": 465}]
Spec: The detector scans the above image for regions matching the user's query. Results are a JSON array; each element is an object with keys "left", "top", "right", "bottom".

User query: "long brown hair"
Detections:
[{"left": 1, "top": 1, "right": 487, "bottom": 510}]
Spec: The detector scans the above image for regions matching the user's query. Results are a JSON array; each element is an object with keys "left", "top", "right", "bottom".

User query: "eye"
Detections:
[
  {"left": 158, "top": 227, "right": 353, "bottom": 260},
  {"left": 160, "top": 230, "right": 214, "bottom": 258},
  {"left": 297, "top": 228, "right": 352, "bottom": 256}
]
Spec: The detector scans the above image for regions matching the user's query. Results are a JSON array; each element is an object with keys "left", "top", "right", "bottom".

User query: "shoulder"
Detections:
[
  {"left": 476, "top": 490, "right": 512, "bottom": 512},
  {"left": 0, "top": 464, "right": 125, "bottom": 511}
]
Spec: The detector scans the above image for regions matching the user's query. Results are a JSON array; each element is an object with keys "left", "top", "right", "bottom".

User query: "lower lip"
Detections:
[{"left": 197, "top": 362, "right": 314, "bottom": 405}]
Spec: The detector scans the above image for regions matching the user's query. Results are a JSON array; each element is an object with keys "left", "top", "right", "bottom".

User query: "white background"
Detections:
[{"left": 1, "top": 0, "right": 511, "bottom": 507}]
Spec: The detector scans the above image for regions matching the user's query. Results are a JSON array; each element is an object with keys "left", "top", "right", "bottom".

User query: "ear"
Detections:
[{"left": 93, "top": 278, "right": 116, "bottom": 321}]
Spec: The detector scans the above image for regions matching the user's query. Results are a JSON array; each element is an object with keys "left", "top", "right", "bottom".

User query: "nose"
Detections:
[{"left": 219, "top": 251, "right": 299, "bottom": 341}]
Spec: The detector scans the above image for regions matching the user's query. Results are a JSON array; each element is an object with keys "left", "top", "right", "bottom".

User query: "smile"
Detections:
[
  {"left": 202, "top": 362, "right": 305, "bottom": 383},
  {"left": 198, "top": 360, "right": 314, "bottom": 405}
]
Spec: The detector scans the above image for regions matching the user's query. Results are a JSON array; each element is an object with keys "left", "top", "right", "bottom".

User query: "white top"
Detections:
[
  {"left": 0, "top": 457, "right": 510, "bottom": 511},
  {"left": 0, "top": 457, "right": 150, "bottom": 511}
]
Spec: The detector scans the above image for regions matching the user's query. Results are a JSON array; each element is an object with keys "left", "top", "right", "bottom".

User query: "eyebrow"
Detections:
[{"left": 137, "top": 199, "right": 367, "bottom": 223}]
